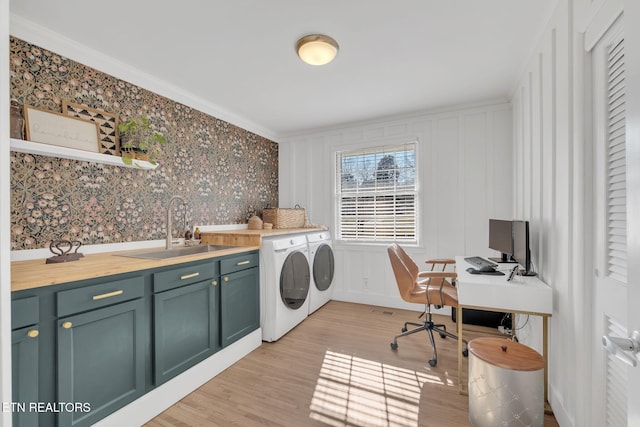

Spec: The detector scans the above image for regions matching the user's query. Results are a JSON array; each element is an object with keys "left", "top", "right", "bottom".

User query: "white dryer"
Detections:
[
  {"left": 306, "top": 231, "right": 335, "bottom": 314},
  {"left": 260, "top": 234, "right": 311, "bottom": 342}
]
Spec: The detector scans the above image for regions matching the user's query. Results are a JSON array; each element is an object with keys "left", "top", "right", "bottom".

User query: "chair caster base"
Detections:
[
  {"left": 401, "top": 327, "right": 408, "bottom": 333},
  {"left": 428, "top": 359, "right": 437, "bottom": 367},
  {"left": 390, "top": 342, "right": 398, "bottom": 350},
  {"left": 462, "top": 348, "right": 468, "bottom": 357},
  {"left": 439, "top": 333, "right": 447, "bottom": 339}
]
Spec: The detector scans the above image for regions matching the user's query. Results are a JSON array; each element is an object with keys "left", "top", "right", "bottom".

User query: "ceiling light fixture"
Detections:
[{"left": 296, "top": 34, "right": 339, "bottom": 66}]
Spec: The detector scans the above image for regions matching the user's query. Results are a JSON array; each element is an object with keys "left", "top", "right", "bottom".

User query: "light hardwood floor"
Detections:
[{"left": 147, "top": 301, "right": 560, "bottom": 427}]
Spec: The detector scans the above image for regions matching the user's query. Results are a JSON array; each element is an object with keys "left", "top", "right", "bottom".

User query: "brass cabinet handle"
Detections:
[
  {"left": 223, "top": 276, "right": 229, "bottom": 282},
  {"left": 181, "top": 272, "right": 200, "bottom": 280},
  {"left": 211, "top": 280, "right": 218, "bottom": 286},
  {"left": 236, "top": 260, "right": 250, "bottom": 266},
  {"left": 62, "top": 322, "right": 72, "bottom": 329},
  {"left": 92, "top": 290, "right": 123, "bottom": 301},
  {"left": 27, "top": 329, "right": 39, "bottom": 338}
]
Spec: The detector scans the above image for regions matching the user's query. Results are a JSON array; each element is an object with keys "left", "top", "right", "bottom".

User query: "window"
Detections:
[{"left": 336, "top": 142, "right": 417, "bottom": 243}]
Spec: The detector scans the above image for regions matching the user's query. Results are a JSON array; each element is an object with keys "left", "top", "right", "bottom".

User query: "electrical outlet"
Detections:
[{"left": 363, "top": 278, "right": 369, "bottom": 289}]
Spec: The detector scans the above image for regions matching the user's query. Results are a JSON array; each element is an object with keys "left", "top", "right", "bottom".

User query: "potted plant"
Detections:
[{"left": 118, "top": 117, "right": 167, "bottom": 165}]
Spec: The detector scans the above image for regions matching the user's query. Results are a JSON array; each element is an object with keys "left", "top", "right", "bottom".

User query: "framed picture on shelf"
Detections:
[
  {"left": 62, "top": 101, "right": 119, "bottom": 155},
  {"left": 23, "top": 105, "right": 100, "bottom": 153}
]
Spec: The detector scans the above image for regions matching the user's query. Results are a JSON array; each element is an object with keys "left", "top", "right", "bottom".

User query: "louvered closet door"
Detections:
[{"left": 591, "top": 17, "right": 631, "bottom": 427}]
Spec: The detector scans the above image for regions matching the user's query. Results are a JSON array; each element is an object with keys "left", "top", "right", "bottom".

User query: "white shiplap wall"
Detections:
[
  {"left": 511, "top": 0, "right": 576, "bottom": 424},
  {"left": 279, "top": 101, "right": 513, "bottom": 311},
  {"left": 510, "top": 1, "right": 629, "bottom": 426}
]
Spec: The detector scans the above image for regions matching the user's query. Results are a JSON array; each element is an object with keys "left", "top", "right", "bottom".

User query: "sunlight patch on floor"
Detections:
[{"left": 309, "top": 350, "right": 446, "bottom": 426}]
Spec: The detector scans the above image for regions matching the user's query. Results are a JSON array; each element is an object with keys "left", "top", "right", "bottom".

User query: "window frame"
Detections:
[{"left": 334, "top": 139, "right": 419, "bottom": 245}]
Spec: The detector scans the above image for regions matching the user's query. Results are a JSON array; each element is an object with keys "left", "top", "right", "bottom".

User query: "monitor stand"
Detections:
[{"left": 488, "top": 254, "right": 517, "bottom": 263}]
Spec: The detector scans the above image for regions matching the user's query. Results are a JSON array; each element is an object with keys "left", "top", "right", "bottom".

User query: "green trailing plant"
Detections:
[{"left": 118, "top": 117, "right": 168, "bottom": 165}]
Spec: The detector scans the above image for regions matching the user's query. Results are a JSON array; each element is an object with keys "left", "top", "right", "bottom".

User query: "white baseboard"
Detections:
[
  {"left": 548, "top": 383, "right": 573, "bottom": 427},
  {"left": 93, "top": 329, "right": 262, "bottom": 427},
  {"left": 331, "top": 291, "right": 452, "bottom": 316}
]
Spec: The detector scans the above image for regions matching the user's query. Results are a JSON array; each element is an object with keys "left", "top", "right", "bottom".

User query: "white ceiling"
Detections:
[{"left": 10, "top": 0, "right": 556, "bottom": 140}]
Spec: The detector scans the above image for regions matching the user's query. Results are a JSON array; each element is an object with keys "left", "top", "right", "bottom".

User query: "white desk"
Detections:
[{"left": 455, "top": 256, "right": 553, "bottom": 403}]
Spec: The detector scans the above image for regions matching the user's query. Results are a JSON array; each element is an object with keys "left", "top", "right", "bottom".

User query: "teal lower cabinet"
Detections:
[
  {"left": 153, "top": 278, "right": 220, "bottom": 385},
  {"left": 10, "top": 250, "right": 259, "bottom": 427},
  {"left": 11, "top": 296, "right": 39, "bottom": 427},
  {"left": 11, "top": 326, "right": 39, "bottom": 427},
  {"left": 57, "top": 298, "right": 146, "bottom": 427},
  {"left": 221, "top": 266, "right": 260, "bottom": 347}
]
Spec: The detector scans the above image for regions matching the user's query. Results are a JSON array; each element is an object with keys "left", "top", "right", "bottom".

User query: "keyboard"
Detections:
[{"left": 464, "top": 256, "right": 498, "bottom": 270}]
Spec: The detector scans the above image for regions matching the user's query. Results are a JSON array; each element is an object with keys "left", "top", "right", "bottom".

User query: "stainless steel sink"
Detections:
[{"left": 117, "top": 245, "right": 236, "bottom": 260}]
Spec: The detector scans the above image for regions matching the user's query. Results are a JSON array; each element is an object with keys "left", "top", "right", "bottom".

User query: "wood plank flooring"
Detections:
[{"left": 146, "top": 301, "right": 560, "bottom": 427}]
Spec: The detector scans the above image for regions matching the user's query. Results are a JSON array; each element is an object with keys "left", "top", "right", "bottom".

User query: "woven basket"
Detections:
[
  {"left": 248, "top": 215, "right": 263, "bottom": 230},
  {"left": 262, "top": 205, "right": 307, "bottom": 229}
]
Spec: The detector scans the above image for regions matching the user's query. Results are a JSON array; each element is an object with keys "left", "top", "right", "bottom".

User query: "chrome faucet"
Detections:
[{"left": 166, "top": 196, "right": 187, "bottom": 249}]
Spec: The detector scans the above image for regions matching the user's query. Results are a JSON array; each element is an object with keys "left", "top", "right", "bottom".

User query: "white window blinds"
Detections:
[
  {"left": 606, "top": 37, "right": 627, "bottom": 284},
  {"left": 336, "top": 143, "right": 417, "bottom": 242}
]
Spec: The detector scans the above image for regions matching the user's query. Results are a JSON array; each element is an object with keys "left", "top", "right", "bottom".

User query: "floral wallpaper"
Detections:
[{"left": 9, "top": 37, "right": 279, "bottom": 250}]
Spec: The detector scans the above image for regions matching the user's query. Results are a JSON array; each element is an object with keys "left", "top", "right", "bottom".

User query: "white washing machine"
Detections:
[
  {"left": 307, "top": 231, "right": 335, "bottom": 314},
  {"left": 260, "top": 234, "right": 311, "bottom": 342}
]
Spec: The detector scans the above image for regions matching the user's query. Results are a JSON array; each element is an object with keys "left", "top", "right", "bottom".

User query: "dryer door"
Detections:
[
  {"left": 313, "top": 244, "right": 335, "bottom": 291},
  {"left": 280, "top": 251, "right": 310, "bottom": 309}
]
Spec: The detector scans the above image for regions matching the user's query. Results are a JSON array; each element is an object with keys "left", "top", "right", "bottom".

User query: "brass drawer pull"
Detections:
[
  {"left": 92, "top": 290, "right": 124, "bottom": 301},
  {"left": 181, "top": 272, "right": 200, "bottom": 280},
  {"left": 27, "top": 329, "right": 39, "bottom": 338},
  {"left": 223, "top": 277, "right": 229, "bottom": 282},
  {"left": 211, "top": 280, "right": 218, "bottom": 286},
  {"left": 62, "top": 322, "right": 72, "bottom": 329},
  {"left": 236, "top": 260, "right": 250, "bottom": 266}
]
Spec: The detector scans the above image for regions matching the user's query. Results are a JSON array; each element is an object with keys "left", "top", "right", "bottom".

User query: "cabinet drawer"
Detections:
[
  {"left": 153, "top": 261, "right": 216, "bottom": 293},
  {"left": 220, "top": 252, "right": 259, "bottom": 275},
  {"left": 12, "top": 296, "right": 39, "bottom": 330},
  {"left": 57, "top": 276, "right": 144, "bottom": 317}
]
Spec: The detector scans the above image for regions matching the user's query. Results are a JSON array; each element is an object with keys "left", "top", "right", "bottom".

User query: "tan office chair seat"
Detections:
[{"left": 416, "top": 276, "right": 458, "bottom": 307}]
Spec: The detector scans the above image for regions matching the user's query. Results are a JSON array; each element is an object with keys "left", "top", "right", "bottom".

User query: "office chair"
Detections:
[{"left": 387, "top": 243, "right": 468, "bottom": 367}]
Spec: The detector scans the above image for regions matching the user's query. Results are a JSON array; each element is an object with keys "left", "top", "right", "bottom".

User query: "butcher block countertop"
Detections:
[
  {"left": 200, "top": 227, "right": 325, "bottom": 247},
  {"left": 11, "top": 245, "right": 259, "bottom": 292}
]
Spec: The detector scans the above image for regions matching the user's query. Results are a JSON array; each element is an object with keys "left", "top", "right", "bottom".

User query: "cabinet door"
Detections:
[
  {"left": 221, "top": 267, "right": 260, "bottom": 347},
  {"left": 12, "top": 326, "right": 39, "bottom": 427},
  {"left": 154, "top": 279, "right": 219, "bottom": 385},
  {"left": 57, "top": 298, "right": 145, "bottom": 427}
]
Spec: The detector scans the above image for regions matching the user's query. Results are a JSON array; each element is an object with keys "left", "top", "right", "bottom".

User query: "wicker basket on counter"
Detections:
[
  {"left": 248, "top": 214, "right": 263, "bottom": 230},
  {"left": 262, "top": 205, "right": 307, "bottom": 229}
]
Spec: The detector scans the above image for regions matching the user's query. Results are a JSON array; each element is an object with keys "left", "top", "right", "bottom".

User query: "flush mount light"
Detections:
[{"left": 296, "top": 34, "right": 339, "bottom": 66}]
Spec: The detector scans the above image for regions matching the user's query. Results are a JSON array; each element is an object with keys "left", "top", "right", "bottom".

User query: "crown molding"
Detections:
[{"left": 10, "top": 14, "right": 280, "bottom": 142}]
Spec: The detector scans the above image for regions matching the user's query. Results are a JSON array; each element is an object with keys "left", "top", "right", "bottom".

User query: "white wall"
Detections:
[
  {"left": 1, "top": 1, "right": 12, "bottom": 425},
  {"left": 279, "top": 101, "right": 513, "bottom": 311},
  {"left": 511, "top": 0, "right": 575, "bottom": 423},
  {"left": 511, "top": 1, "right": 628, "bottom": 426}
]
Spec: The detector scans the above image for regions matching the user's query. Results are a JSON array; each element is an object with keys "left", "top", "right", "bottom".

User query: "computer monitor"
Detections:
[
  {"left": 512, "top": 220, "right": 536, "bottom": 276},
  {"left": 488, "top": 219, "right": 514, "bottom": 262}
]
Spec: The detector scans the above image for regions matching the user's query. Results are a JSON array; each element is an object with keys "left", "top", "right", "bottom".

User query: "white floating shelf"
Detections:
[{"left": 10, "top": 138, "right": 159, "bottom": 170}]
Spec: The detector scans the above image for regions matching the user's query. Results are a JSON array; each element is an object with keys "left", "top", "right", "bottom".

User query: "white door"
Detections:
[
  {"left": 624, "top": 2, "right": 640, "bottom": 425},
  {"left": 591, "top": 14, "right": 634, "bottom": 427}
]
